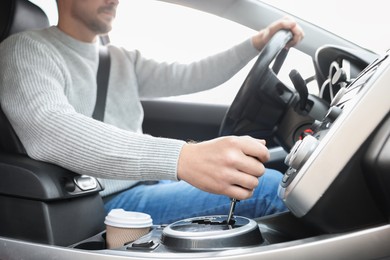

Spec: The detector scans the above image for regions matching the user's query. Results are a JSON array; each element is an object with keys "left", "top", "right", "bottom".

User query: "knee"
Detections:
[
  {"left": 255, "top": 168, "right": 284, "bottom": 199},
  {"left": 262, "top": 168, "right": 284, "bottom": 184}
]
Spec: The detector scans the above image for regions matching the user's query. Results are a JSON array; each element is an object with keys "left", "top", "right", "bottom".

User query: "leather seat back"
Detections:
[{"left": 0, "top": 0, "right": 50, "bottom": 154}]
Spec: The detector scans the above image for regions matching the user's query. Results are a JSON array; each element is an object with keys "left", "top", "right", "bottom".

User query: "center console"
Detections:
[{"left": 279, "top": 53, "right": 390, "bottom": 232}]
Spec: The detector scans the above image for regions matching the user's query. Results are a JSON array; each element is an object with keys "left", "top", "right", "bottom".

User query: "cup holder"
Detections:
[
  {"left": 74, "top": 241, "right": 106, "bottom": 250},
  {"left": 71, "top": 232, "right": 107, "bottom": 250}
]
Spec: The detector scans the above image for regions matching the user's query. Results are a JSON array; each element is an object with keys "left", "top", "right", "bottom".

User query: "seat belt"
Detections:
[{"left": 92, "top": 46, "right": 111, "bottom": 121}]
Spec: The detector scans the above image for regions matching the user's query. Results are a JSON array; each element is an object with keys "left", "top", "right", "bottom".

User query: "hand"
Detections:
[
  {"left": 252, "top": 16, "right": 304, "bottom": 51},
  {"left": 177, "top": 136, "right": 270, "bottom": 200}
]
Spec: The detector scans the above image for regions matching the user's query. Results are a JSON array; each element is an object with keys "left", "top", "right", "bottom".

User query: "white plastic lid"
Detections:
[{"left": 104, "top": 209, "right": 153, "bottom": 228}]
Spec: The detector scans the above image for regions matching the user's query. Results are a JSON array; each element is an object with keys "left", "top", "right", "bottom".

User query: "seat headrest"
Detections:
[{"left": 0, "top": 0, "right": 50, "bottom": 42}]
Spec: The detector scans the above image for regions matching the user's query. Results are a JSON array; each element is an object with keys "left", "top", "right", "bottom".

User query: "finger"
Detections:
[
  {"left": 229, "top": 170, "right": 260, "bottom": 190},
  {"left": 239, "top": 136, "right": 270, "bottom": 163},
  {"left": 225, "top": 183, "right": 255, "bottom": 200},
  {"left": 233, "top": 153, "right": 266, "bottom": 178},
  {"left": 287, "top": 24, "right": 304, "bottom": 48},
  {"left": 268, "top": 16, "right": 297, "bottom": 36},
  {"left": 267, "top": 17, "right": 304, "bottom": 48}
]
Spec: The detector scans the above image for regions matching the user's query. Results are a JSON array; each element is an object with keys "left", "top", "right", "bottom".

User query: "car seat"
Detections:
[
  {"left": 0, "top": 0, "right": 106, "bottom": 247},
  {"left": 0, "top": 0, "right": 49, "bottom": 153}
]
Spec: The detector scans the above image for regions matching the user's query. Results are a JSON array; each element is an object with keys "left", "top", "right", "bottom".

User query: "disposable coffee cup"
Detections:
[{"left": 104, "top": 209, "right": 153, "bottom": 249}]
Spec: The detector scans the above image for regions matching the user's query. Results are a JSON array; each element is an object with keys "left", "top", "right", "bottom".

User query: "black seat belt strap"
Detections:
[{"left": 92, "top": 46, "right": 111, "bottom": 121}]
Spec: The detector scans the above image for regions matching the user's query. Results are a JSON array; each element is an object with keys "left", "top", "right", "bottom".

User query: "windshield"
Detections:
[{"left": 263, "top": 0, "right": 389, "bottom": 54}]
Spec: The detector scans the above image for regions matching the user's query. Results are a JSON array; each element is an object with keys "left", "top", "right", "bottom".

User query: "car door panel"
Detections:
[{"left": 142, "top": 99, "right": 226, "bottom": 142}]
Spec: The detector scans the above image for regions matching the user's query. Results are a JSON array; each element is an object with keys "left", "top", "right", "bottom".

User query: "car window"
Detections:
[
  {"left": 109, "top": 0, "right": 316, "bottom": 105},
  {"left": 30, "top": 0, "right": 316, "bottom": 105},
  {"left": 263, "top": 0, "right": 390, "bottom": 54},
  {"left": 29, "top": 0, "right": 58, "bottom": 25}
]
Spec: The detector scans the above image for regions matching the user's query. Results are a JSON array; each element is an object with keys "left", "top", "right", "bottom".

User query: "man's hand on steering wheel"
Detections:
[
  {"left": 252, "top": 16, "right": 304, "bottom": 51},
  {"left": 219, "top": 16, "right": 319, "bottom": 150}
]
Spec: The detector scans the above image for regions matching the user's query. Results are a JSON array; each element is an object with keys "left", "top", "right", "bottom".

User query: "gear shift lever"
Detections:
[{"left": 226, "top": 198, "right": 238, "bottom": 224}]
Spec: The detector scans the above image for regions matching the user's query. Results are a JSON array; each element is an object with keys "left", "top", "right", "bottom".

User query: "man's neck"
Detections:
[{"left": 57, "top": 20, "right": 98, "bottom": 43}]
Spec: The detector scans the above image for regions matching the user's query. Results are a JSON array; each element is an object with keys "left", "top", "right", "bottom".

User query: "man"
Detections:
[{"left": 0, "top": 0, "right": 304, "bottom": 224}]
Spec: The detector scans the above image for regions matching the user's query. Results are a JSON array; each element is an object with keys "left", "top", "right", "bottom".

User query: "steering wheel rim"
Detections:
[{"left": 219, "top": 29, "right": 294, "bottom": 140}]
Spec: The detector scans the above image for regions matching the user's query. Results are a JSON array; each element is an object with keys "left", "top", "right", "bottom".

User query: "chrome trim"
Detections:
[{"left": 162, "top": 216, "right": 257, "bottom": 239}]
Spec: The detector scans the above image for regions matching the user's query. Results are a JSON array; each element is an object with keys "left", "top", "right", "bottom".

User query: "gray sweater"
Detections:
[{"left": 0, "top": 26, "right": 259, "bottom": 196}]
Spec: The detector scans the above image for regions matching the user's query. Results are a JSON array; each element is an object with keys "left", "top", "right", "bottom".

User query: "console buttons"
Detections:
[
  {"left": 284, "top": 139, "right": 302, "bottom": 166},
  {"left": 127, "top": 240, "right": 159, "bottom": 251},
  {"left": 325, "top": 106, "right": 343, "bottom": 123},
  {"left": 130, "top": 240, "right": 155, "bottom": 248},
  {"left": 281, "top": 167, "right": 297, "bottom": 188},
  {"left": 286, "top": 135, "right": 319, "bottom": 170}
]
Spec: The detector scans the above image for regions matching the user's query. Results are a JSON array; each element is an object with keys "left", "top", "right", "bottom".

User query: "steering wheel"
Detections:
[{"left": 219, "top": 29, "right": 329, "bottom": 150}]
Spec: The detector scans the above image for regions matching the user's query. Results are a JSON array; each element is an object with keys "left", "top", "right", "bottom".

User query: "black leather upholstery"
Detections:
[
  {"left": 0, "top": 110, "right": 25, "bottom": 154},
  {"left": 0, "top": 0, "right": 50, "bottom": 154}
]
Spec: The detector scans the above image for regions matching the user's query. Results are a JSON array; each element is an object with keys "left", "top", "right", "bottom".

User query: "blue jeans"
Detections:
[{"left": 104, "top": 169, "right": 287, "bottom": 225}]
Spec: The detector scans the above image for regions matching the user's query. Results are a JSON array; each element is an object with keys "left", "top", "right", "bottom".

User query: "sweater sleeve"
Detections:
[
  {"left": 0, "top": 33, "right": 185, "bottom": 181},
  {"left": 130, "top": 38, "right": 259, "bottom": 98}
]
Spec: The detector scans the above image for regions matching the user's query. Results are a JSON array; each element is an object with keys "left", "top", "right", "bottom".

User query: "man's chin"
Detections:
[{"left": 90, "top": 22, "right": 112, "bottom": 35}]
